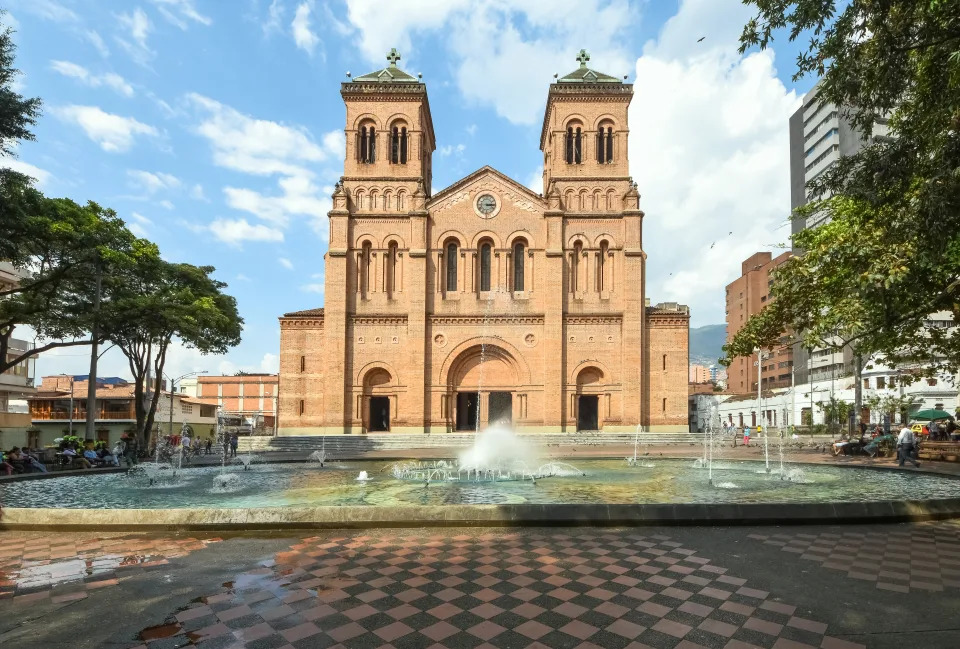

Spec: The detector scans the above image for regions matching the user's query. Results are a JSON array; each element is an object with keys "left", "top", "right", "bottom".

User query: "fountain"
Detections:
[
  {"left": 308, "top": 436, "right": 327, "bottom": 466},
  {"left": 233, "top": 454, "right": 261, "bottom": 471},
  {"left": 356, "top": 471, "right": 371, "bottom": 481}
]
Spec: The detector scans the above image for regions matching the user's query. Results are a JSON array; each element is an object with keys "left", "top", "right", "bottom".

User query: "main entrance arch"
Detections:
[{"left": 444, "top": 343, "right": 522, "bottom": 431}]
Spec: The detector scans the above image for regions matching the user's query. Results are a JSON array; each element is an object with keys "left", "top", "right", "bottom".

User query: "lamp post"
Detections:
[
  {"left": 62, "top": 374, "right": 75, "bottom": 436},
  {"left": 166, "top": 371, "right": 208, "bottom": 438}
]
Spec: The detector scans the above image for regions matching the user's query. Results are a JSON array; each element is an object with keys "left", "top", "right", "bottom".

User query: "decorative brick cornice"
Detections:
[
  {"left": 431, "top": 315, "right": 545, "bottom": 326},
  {"left": 565, "top": 315, "right": 622, "bottom": 325},
  {"left": 279, "top": 318, "right": 324, "bottom": 329},
  {"left": 352, "top": 316, "right": 408, "bottom": 326}
]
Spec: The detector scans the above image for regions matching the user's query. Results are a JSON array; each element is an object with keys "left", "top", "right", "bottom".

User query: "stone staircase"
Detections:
[{"left": 236, "top": 432, "right": 708, "bottom": 454}]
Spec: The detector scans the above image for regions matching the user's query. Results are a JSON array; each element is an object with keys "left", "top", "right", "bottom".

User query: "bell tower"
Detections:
[
  {"left": 341, "top": 48, "right": 436, "bottom": 197},
  {"left": 539, "top": 49, "right": 633, "bottom": 199}
]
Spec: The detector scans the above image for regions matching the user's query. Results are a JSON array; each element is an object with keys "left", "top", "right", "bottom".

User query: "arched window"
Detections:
[
  {"left": 390, "top": 125, "right": 408, "bottom": 164},
  {"left": 479, "top": 242, "right": 492, "bottom": 291},
  {"left": 597, "top": 123, "right": 614, "bottom": 163},
  {"left": 386, "top": 241, "right": 398, "bottom": 297},
  {"left": 368, "top": 190, "right": 377, "bottom": 211},
  {"left": 565, "top": 125, "right": 583, "bottom": 164},
  {"left": 359, "top": 124, "right": 376, "bottom": 163},
  {"left": 597, "top": 240, "right": 608, "bottom": 292},
  {"left": 445, "top": 241, "right": 458, "bottom": 292},
  {"left": 513, "top": 241, "right": 525, "bottom": 291},
  {"left": 360, "top": 241, "right": 372, "bottom": 296},
  {"left": 382, "top": 190, "right": 392, "bottom": 211},
  {"left": 571, "top": 241, "right": 582, "bottom": 293},
  {"left": 396, "top": 190, "right": 405, "bottom": 211}
]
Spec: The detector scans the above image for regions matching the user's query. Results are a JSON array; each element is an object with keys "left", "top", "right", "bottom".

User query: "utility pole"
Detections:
[
  {"left": 756, "top": 348, "right": 763, "bottom": 429},
  {"left": 66, "top": 375, "right": 74, "bottom": 436},
  {"left": 85, "top": 254, "right": 102, "bottom": 440},
  {"left": 169, "top": 377, "right": 175, "bottom": 438}
]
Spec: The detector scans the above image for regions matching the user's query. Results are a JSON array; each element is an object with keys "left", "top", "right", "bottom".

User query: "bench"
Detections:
[{"left": 917, "top": 441, "right": 960, "bottom": 462}]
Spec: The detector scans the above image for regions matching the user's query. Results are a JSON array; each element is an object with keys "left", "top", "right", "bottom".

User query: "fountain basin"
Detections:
[{"left": 1, "top": 459, "right": 959, "bottom": 529}]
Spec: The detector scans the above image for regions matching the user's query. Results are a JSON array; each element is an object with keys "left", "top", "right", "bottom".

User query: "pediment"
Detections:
[{"left": 428, "top": 165, "right": 545, "bottom": 215}]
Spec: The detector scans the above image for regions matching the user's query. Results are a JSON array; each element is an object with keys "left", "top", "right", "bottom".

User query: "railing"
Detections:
[{"left": 31, "top": 409, "right": 135, "bottom": 421}]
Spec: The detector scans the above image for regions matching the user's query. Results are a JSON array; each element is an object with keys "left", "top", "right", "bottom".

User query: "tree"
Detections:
[
  {"left": 817, "top": 396, "right": 852, "bottom": 435},
  {"left": 0, "top": 195, "right": 133, "bottom": 374},
  {"left": 0, "top": 16, "right": 41, "bottom": 213},
  {"left": 101, "top": 248, "right": 243, "bottom": 444},
  {"left": 729, "top": 2, "right": 960, "bottom": 371}
]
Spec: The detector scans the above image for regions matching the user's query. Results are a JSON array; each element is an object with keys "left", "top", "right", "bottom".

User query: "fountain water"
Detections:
[
  {"left": 233, "top": 454, "right": 260, "bottom": 471},
  {"left": 393, "top": 424, "right": 584, "bottom": 483},
  {"left": 212, "top": 408, "right": 241, "bottom": 489},
  {"left": 309, "top": 450, "right": 327, "bottom": 466},
  {"left": 356, "top": 471, "right": 371, "bottom": 481}
]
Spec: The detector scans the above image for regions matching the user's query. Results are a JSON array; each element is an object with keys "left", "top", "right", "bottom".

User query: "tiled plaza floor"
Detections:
[{"left": 3, "top": 523, "right": 960, "bottom": 649}]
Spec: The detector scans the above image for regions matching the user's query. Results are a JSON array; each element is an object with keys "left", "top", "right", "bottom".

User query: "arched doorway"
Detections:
[
  {"left": 362, "top": 367, "right": 393, "bottom": 432},
  {"left": 447, "top": 344, "right": 520, "bottom": 431},
  {"left": 575, "top": 366, "right": 604, "bottom": 431}
]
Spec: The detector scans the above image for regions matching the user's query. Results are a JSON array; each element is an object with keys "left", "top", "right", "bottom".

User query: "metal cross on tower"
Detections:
[
  {"left": 386, "top": 48, "right": 401, "bottom": 66},
  {"left": 576, "top": 49, "right": 590, "bottom": 67}
]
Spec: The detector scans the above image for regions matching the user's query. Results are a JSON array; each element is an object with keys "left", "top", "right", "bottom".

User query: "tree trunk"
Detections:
[{"left": 853, "top": 351, "right": 864, "bottom": 436}]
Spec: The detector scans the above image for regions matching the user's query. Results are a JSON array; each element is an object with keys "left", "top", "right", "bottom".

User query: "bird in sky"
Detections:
[
  {"left": 710, "top": 242, "right": 716, "bottom": 249},
  {"left": 697, "top": 36, "right": 706, "bottom": 42}
]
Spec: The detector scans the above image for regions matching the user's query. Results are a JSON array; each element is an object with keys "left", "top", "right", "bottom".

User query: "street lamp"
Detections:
[
  {"left": 62, "top": 374, "right": 75, "bottom": 436},
  {"left": 165, "top": 371, "right": 208, "bottom": 437}
]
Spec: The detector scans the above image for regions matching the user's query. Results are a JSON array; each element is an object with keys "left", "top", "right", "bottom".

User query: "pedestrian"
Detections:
[
  {"left": 229, "top": 432, "right": 239, "bottom": 458},
  {"left": 896, "top": 425, "right": 920, "bottom": 467},
  {"left": 205, "top": 438, "right": 212, "bottom": 455},
  {"left": 743, "top": 425, "right": 750, "bottom": 446}
]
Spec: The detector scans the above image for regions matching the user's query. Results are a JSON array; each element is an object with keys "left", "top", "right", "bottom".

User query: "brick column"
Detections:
[
  {"left": 324, "top": 205, "right": 350, "bottom": 433},
  {"left": 407, "top": 189, "right": 429, "bottom": 432},
  {"left": 544, "top": 197, "right": 565, "bottom": 432}
]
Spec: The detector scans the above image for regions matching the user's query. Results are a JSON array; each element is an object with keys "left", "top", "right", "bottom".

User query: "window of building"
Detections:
[
  {"left": 877, "top": 376, "right": 886, "bottom": 389},
  {"left": 863, "top": 378, "right": 870, "bottom": 389},
  {"left": 445, "top": 242, "right": 458, "bottom": 292},
  {"left": 390, "top": 125, "right": 408, "bottom": 164},
  {"left": 181, "top": 403, "right": 193, "bottom": 415},
  {"left": 479, "top": 242, "right": 492, "bottom": 291},
  {"left": 596, "top": 122, "right": 614, "bottom": 163},
  {"left": 928, "top": 378, "right": 938, "bottom": 386},
  {"left": 662, "top": 354, "right": 667, "bottom": 370},
  {"left": 358, "top": 124, "right": 376, "bottom": 163},
  {"left": 360, "top": 241, "right": 372, "bottom": 297},
  {"left": 597, "top": 240, "right": 608, "bottom": 292},
  {"left": 571, "top": 241, "right": 582, "bottom": 292},
  {"left": 513, "top": 241, "right": 525, "bottom": 291},
  {"left": 889, "top": 376, "right": 897, "bottom": 388},
  {"left": 299, "top": 399, "right": 305, "bottom": 415},
  {"left": 300, "top": 355, "right": 305, "bottom": 372},
  {"left": 565, "top": 125, "right": 583, "bottom": 164},
  {"left": 386, "top": 241, "right": 398, "bottom": 297},
  {"left": 662, "top": 398, "right": 666, "bottom": 412}
]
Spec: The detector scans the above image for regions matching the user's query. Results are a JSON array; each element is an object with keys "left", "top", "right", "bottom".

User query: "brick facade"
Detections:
[{"left": 278, "top": 52, "right": 689, "bottom": 435}]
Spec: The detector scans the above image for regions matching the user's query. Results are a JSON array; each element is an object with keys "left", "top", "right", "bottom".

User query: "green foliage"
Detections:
[
  {"left": 816, "top": 396, "right": 852, "bottom": 433},
  {"left": 101, "top": 249, "right": 243, "bottom": 442},
  {"left": 730, "top": 1, "right": 960, "bottom": 372},
  {"left": 0, "top": 17, "right": 41, "bottom": 210}
]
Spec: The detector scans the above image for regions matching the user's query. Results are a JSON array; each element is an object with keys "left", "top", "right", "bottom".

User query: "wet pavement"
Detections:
[{"left": 2, "top": 523, "right": 959, "bottom": 649}]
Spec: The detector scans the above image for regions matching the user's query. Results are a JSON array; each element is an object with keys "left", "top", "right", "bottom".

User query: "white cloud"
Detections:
[
  {"left": 278, "top": 257, "right": 294, "bottom": 270},
  {"left": 301, "top": 283, "right": 324, "bottom": 294},
  {"left": 128, "top": 169, "right": 181, "bottom": 193},
  {"left": 259, "top": 353, "right": 279, "bottom": 373},
  {"left": 236, "top": 273, "right": 251, "bottom": 282},
  {"left": 291, "top": 1, "right": 320, "bottom": 55},
  {"left": 525, "top": 166, "right": 543, "bottom": 194},
  {"left": 50, "top": 60, "right": 134, "bottom": 97},
  {"left": 190, "top": 183, "right": 207, "bottom": 201},
  {"left": 116, "top": 8, "right": 153, "bottom": 66},
  {"left": 149, "top": 0, "right": 212, "bottom": 29},
  {"left": 13, "top": 0, "right": 77, "bottom": 22},
  {"left": 263, "top": 0, "right": 284, "bottom": 35},
  {"left": 438, "top": 143, "right": 466, "bottom": 157},
  {"left": 466, "top": 124, "right": 477, "bottom": 136},
  {"left": 629, "top": 0, "right": 800, "bottom": 326},
  {"left": 158, "top": 199, "right": 175, "bottom": 210},
  {"left": 131, "top": 212, "right": 152, "bottom": 225},
  {"left": 53, "top": 105, "right": 159, "bottom": 152},
  {"left": 341, "top": 0, "right": 635, "bottom": 124},
  {"left": 85, "top": 30, "right": 109, "bottom": 57},
  {"left": 209, "top": 218, "right": 284, "bottom": 246},
  {"left": 188, "top": 93, "right": 339, "bottom": 176},
  {"left": 2, "top": 158, "right": 52, "bottom": 188},
  {"left": 224, "top": 174, "right": 333, "bottom": 238}
]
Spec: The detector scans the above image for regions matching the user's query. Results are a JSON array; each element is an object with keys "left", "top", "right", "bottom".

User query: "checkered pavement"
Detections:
[
  {"left": 747, "top": 520, "right": 960, "bottom": 595},
  {"left": 127, "top": 531, "right": 864, "bottom": 649},
  {"left": 0, "top": 534, "right": 221, "bottom": 602}
]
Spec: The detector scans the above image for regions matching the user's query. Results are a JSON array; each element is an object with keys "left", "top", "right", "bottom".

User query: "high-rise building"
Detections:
[
  {"left": 788, "top": 82, "right": 890, "bottom": 384},
  {"left": 725, "top": 252, "right": 793, "bottom": 394}
]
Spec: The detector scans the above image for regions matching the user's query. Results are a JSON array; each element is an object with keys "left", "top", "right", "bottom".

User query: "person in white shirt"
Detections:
[{"left": 896, "top": 426, "right": 920, "bottom": 467}]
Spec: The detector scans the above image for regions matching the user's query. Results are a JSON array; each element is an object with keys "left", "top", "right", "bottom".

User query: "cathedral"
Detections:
[{"left": 278, "top": 49, "right": 689, "bottom": 435}]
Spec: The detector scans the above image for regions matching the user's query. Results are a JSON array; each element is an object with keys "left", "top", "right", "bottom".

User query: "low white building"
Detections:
[{"left": 691, "top": 358, "right": 958, "bottom": 433}]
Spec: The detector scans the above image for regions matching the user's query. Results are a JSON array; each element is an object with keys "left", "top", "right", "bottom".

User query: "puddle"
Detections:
[{"left": 139, "top": 621, "right": 182, "bottom": 641}]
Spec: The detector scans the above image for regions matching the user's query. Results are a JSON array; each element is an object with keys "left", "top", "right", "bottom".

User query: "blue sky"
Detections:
[{"left": 5, "top": 0, "right": 814, "bottom": 381}]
